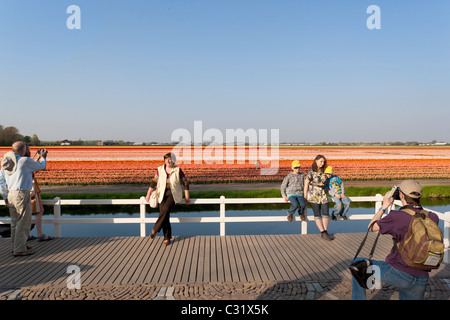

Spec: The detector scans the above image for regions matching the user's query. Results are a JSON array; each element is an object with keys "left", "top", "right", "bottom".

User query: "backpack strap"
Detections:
[{"left": 400, "top": 208, "right": 428, "bottom": 219}]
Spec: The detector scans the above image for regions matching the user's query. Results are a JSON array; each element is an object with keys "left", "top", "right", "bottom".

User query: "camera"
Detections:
[
  {"left": 389, "top": 186, "right": 400, "bottom": 201},
  {"left": 36, "top": 149, "right": 47, "bottom": 157},
  {"left": 349, "top": 259, "right": 373, "bottom": 289}
]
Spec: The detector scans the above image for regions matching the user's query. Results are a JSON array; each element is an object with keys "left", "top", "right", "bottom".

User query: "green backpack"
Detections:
[{"left": 396, "top": 209, "right": 444, "bottom": 271}]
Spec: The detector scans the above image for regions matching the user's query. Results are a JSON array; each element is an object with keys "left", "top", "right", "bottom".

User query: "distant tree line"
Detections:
[
  {"left": 0, "top": 125, "right": 40, "bottom": 146},
  {"left": 282, "top": 140, "right": 447, "bottom": 146},
  {"left": 1, "top": 124, "right": 446, "bottom": 147}
]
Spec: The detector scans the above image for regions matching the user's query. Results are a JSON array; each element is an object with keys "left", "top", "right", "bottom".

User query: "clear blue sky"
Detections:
[{"left": 1, "top": 0, "right": 449, "bottom": 143}]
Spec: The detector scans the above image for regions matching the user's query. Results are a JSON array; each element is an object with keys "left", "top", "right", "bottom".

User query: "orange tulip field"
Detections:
[{"left": 0, "top": 146, "right": 448, "bottom": 186}]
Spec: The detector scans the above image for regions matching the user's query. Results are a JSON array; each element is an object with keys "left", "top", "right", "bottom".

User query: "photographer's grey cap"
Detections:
[{"left": 399, "top": 180, "right": 422, "bottom": 198}]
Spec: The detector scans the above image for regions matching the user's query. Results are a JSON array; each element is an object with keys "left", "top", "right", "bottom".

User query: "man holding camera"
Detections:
[
  {"left": 0, "top": 141, "right": 47, "bottom": 256},
  {"left": 351, "top": 180, "right": 440, "bottom": 300}
]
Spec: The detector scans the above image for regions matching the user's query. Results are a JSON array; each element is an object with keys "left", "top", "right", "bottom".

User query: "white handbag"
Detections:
[{"left": 149, "top": 189, "right": 159, "bottom": 208}]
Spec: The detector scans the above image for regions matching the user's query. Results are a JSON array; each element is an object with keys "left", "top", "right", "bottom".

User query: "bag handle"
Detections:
[{"left": 353, "top": 220, "right": 380, "bottom": 260}]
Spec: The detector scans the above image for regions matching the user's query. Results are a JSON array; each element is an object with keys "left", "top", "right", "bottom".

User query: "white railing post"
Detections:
[
  {"left": 140, "top": 196, "right": 147, "bottom": 237},
  {"left": 444, "top": 211, "right": 450, "bottom": 264},
  {"left": 53, "top": 197, "right": 61, "bottom": 237},
  {"left": 301, "top": 220, "right": 307, "bottom": 235},
  {"left": 220, "top": 196, "right": 226, "bottom": 236},
  {"left": 301, "top": 207, "right": 308, "bottom": 234},
  {"left": 375, "top": 193, "right": 383, "bottom": 213}
]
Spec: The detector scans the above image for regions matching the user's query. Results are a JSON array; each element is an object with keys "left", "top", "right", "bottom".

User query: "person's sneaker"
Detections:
[
  {"left": 321, "top": 231, "right": 333, "bottom": 241},
  {"left": 331, "top": 214, "right": 337, "bottom": 221},
  {"left": 287, "top": 212, "right": 294, "bottom": 222},
  {"left": 341, "top": 214, "right": 349, "bottom": 220}
]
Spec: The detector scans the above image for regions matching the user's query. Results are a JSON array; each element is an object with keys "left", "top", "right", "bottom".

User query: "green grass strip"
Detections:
[{"left": 40, "top": 185, "right": 450, "bottom": 200}]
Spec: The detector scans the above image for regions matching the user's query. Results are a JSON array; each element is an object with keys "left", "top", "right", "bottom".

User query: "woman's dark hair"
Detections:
[
  {"left": 164, "top": 152, "right": 176, "bottom": 161},
  {"left": 24, "top": 147, "right": 31, "bottom": 157},
  {"left": 311, "top": 155, "right": 327, "bottom": 172}
]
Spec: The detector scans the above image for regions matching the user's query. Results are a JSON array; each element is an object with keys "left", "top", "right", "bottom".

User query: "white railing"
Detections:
[{"left": 0, "top": 195, "right": 449, "bottom": 263}]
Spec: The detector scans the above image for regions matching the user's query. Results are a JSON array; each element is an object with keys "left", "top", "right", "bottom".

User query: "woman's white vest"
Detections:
[{"left": 156, "top": 165, "right": 183, "bottom": 204}]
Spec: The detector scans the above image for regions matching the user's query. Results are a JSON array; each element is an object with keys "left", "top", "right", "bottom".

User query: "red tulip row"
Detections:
[{"left": 33, "top": 158, "right": 449, "bottom": 185}]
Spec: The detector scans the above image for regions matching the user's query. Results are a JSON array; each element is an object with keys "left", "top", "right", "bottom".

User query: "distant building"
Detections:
[{"left": 61, "top": 139, "right": 71, "bottom": 146}]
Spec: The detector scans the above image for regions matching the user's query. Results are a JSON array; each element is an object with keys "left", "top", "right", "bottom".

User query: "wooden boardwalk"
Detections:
[{"left": 1, "top": 233, "right": 449, "bottom": 289}]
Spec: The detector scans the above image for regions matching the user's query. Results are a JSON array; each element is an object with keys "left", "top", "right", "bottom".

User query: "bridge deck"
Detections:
[{"left": 1, "top": 233, "right": 448, "bottom": 289}]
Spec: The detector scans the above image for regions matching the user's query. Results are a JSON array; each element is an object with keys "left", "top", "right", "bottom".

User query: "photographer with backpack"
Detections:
[{"left": 351, "top": 180, "right": 443, "bottom": 300}]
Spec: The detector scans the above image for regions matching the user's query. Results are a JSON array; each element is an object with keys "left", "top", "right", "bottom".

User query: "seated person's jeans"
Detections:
[
  {"left": 331, "top": 195, "right": 351, "bottom": 216},
  {"left": 287, "top": 195, "right": 306, "bottom": 216}
]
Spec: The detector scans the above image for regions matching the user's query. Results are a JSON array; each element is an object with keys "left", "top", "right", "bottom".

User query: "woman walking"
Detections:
[
  {"left": 145, "top": 153, "right": 190, "bottom": 246},
  {"left": 304, "top": 155, "right": 334, "bottom": 241}
]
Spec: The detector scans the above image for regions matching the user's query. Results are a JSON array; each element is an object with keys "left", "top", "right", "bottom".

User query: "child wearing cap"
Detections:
[
  {"left": 325, "top": 166, "right": 351, "bottom": 220},
  {"left": 281, "top": 160, "right": 308, "bottom": 222}
]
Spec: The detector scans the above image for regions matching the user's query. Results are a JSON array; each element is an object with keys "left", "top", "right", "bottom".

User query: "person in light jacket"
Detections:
[
  {"left": 0, "top": 141, "right": 47, "bottom": 256},
  {"left": 145, "top": 153, "right": 190, "bottom": 246}
]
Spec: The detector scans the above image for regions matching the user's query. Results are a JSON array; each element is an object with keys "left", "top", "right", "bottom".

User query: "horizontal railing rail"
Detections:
[{"left": 0, "top": 195, "right": 449, "bottom": 263}]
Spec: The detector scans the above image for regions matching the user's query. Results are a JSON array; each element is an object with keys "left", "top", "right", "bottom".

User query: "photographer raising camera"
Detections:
[
  {"left": 351, "top": 180, "right": 443, "bottom": 300},
  {"left": 0, "top": 142, "right": 48, "bottom": 256}
]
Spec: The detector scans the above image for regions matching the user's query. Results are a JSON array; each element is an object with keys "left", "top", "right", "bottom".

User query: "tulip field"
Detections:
[{"left": 0, "top": 146, "right": 449, "bottom": 185}]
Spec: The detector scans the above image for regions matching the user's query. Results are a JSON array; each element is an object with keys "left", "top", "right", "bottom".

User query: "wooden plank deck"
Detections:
[{"left": 1, "top": 233, "right": 449, "bottom": 289}]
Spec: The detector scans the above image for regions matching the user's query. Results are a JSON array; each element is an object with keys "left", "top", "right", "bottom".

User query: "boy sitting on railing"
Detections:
[
  {"left": 281, "top": 160, "right": 308, "bottom": 222},
  {"left": 325, "top": 166, "right": 351, "bottom": 220}
]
